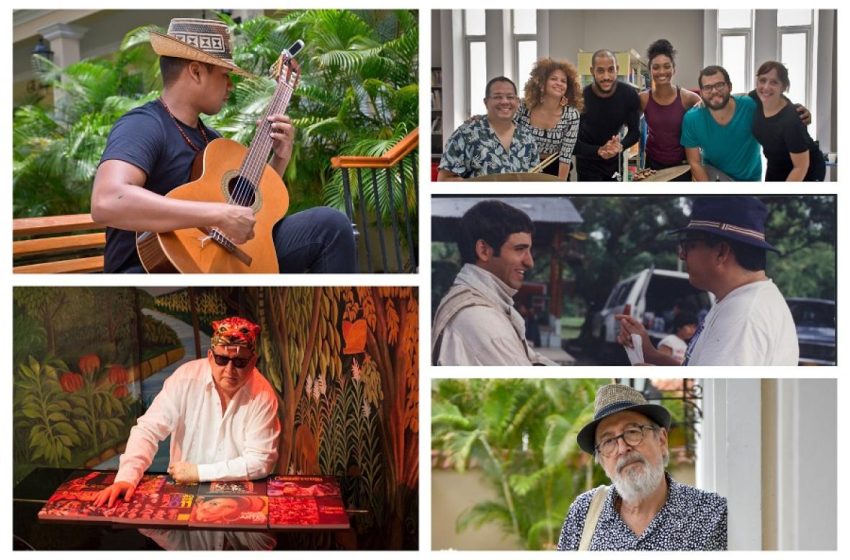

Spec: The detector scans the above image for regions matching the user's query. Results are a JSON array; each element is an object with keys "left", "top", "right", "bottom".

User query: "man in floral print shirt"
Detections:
[
  {"left": 437, "top": 77, "right": 539, "bottom": 180},
  {"left": 558, "top": 384, "right": 727, "bottom": 550}
]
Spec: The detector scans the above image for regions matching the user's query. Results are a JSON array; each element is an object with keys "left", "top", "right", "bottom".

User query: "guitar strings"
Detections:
[
  {"left": 229, "top": 71, "right": 296, "bottom": 211},
  {"left": 211, "top": 65, "right": 297, "bottom": 248}
]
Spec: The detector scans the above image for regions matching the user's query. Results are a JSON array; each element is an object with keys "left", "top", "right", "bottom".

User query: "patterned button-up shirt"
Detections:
[
  {"left": 439, "top": 116, "right": 538, "bottom": 179},
  {"left": 557, "top": 474, "right": 727, "bottom": 551}
]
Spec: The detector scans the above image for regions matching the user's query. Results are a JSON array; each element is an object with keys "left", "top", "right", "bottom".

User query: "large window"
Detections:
[
  {"left": 718, "top": 10, "right": 752, "bottom": 91},
  {"left": 778, "top": 9, "right": 813, "bottom": 108},
  {"left": 464, "top": 10, "right": 487, "bottom": 116},
  {"left": 513, "top": 10, "right": 537, "bottom": 87}
]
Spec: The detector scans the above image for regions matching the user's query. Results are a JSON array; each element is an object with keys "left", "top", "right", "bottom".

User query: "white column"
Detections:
[
  {"left": 38, "top": 23, "right": 87, "bottom": 111},
  {"left": 699, "top": 378, "right": 762, "bottom": 550},
  {"left": 773, "top": 379, "right": 837, "bottom": 550},
  {"left": 486, "top": 10, "right": 505, "bottom": 81},
  {"left": 39, "top": 23, "right": 87, "bottom": 69}
]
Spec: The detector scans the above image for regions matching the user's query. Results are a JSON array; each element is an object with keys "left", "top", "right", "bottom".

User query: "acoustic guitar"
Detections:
[{"left": 136, "top": 41, "right": 303, "bottom": 273}]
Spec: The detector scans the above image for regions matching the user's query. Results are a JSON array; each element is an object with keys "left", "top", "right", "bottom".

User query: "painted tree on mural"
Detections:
[{"left": 247, "top": 286, "right": 418, "bottom": 548}]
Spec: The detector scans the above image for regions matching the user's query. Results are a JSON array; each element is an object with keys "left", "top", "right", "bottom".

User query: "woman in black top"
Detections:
[{"left": 751, "top": 61, "right": 825, "bottom": 181}]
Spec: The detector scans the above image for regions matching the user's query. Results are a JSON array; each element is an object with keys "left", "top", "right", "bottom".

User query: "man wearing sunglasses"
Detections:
[
  {"left": 558, "top": 384, "right": 727, "bottom": 550},
  {"left": 94, "top": 316, "right": 280, "bottom": 508},
  {"left": 616, "top": 197, "right": 798, "bottom": 366}
]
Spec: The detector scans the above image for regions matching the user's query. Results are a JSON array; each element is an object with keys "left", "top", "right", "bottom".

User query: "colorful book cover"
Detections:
[
  {"left": 197, "top": 479, "right": 267, "bottom": 497},
  {"left": 267, "top": 475, "right": 341, "bottom": 498},
  {"left": 37, "top": 470, "right": 120, "bottom": 523},
  {"left": 188, "top": 495, "right": 269, "bottom": 529},
  {"left": 111, "top": 475, "right": 196, "bottom": 526},
  {"left": 268, "top": 496, "right": 350, "bottom": 530}
]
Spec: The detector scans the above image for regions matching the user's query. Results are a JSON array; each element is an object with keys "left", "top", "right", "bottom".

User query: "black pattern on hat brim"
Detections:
[
  {"left": 149, "top": 30, "right": 253, "bottom": 78},
  {"left": 669, "top": 220, "right": 779, "bottom": 253},
  {"left": 576, "top": 402, "right": 671, "bottom": 455}
]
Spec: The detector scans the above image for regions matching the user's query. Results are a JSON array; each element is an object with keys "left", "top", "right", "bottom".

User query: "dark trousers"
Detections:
[
  {"left": 122, "top": 206, "right": 356, "bottom": 273},
  {"left": 576, "top": 158, "right": 619, "bottom": 181},
  {"left": 272, "top": 207, "right": 356, "bottom": 273}
]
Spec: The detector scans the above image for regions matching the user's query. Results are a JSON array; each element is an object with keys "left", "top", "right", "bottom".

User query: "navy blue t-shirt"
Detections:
[{"left": 99, "top": 100, "right": 220, "bottom": 272}]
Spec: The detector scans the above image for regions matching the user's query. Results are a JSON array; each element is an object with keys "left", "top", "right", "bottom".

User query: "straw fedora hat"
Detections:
[
  {"left": 149, "top": 18, "right": 252, "bottom": 77},
  {"left": 576, "top": 384, "right": 671, "bottom": 454}
]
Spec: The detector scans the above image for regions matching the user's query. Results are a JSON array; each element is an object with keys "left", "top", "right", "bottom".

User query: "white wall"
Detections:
[{"left": 546, "top": 10, "right": 705, "bottom": 89}]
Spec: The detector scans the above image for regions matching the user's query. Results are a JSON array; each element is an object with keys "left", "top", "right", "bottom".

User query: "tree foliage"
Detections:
[
  {"left": 13, "top": 10, "right": 418, "bottom": 220},
  {"left": 432, "top": 378, "right": 610, "bottom": 550}
]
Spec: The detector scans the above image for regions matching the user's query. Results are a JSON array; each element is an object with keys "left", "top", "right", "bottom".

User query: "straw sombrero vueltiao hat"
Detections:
[
  {"left": 149, "top": 18, "right": 253, "bottom": 78},
  {"left": 576, "top": 384, "right": 671, "bottom": 454}
]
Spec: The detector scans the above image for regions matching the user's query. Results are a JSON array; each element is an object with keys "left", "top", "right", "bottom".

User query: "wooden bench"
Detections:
[{"left": 13, "top": 214, "right": 106, "bottom": 273}]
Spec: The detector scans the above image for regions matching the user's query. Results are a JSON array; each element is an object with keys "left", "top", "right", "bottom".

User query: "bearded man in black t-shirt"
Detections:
[
  {"left": 91, "top": 18, "right": 355, "bottom": 273},
  {"left": 574, "top": 50, "right": 641, "bottom": 181}
]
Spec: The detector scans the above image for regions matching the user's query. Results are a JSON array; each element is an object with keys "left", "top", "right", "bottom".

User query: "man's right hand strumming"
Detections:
[
  {"left": 93, "top": 481, "right": 136, "bottom": 508},
  {"left": 217, "top": 204, "right": 256, "bottom": 244}
]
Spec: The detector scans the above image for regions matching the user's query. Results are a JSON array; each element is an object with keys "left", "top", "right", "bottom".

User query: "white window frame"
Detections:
[
  {"left": 463, "top": 11, "right": 487, "bottom": 117},
  {"left": 511, "top": 10, "right": 537, "bottom": 87},
  {"left": 777, "top": 22, "right": 814, "bottom": 109},
  {"left": 718, "top": 29, "right": 753, "bottom": 92}
]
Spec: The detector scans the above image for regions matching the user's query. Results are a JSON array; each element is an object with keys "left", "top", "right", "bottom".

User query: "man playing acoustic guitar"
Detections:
[{"left": 91, "top": 18, "right": 355, "bottom": 273}]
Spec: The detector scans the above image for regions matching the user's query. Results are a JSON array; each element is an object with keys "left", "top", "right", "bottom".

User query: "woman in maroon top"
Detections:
[{"left": 639, "top": 39, "right": 702, "bottom": 180}]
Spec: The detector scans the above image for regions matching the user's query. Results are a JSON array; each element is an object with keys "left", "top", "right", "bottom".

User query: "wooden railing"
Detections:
[{"left": 331, "top": 128, "right": 419, "bottom": 273}]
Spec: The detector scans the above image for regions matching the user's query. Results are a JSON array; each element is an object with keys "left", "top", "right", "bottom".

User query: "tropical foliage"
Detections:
[
  {"left": 13, "top": 10, "right": 418, "bottom": 222},
  {"left": 432, "top": 378, "right": 610, "bottom": 550}
]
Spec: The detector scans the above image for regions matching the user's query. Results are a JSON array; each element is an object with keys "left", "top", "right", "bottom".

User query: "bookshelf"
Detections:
[
  {"left": 431, "top": 67, "right": 443, "bottom": 160},
  {"left": 576, "top": 49, "right": 648, "bottom": 91},
  {"left": 577, "top": 50, "right": 647, "bottom": 181}
]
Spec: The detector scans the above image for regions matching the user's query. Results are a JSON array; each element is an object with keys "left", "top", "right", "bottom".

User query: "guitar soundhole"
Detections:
[{"left": 227, "top": 175, "right": 257, "bottom": 207}]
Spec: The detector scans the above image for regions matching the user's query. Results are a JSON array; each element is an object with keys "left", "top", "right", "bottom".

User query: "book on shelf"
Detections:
[
  {"left": 431, "top": 68, "right": 442, "bottom": 86},
  {"left": 431, "top": 90, "right": 442, "bottom": 111},
  {"left": 431, "top": 116, "right": 442, "bottom": 133}
]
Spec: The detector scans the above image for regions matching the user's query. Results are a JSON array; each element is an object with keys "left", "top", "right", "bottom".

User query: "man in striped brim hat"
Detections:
[{"left": 616, "top": 196, "right": 798, "bottom": 366}]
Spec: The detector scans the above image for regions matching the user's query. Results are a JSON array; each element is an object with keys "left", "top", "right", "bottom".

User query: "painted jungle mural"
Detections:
[{"left": 13, "top": 286, "right": 419, "bottom": 549}]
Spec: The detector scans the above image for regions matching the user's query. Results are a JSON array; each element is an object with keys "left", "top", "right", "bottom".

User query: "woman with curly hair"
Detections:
[
  {"left": 639, "top": 39, "right": 701, "bottom": 179},
  {"left": 517, "top": 58, "right": 583, "bottom": 180}
]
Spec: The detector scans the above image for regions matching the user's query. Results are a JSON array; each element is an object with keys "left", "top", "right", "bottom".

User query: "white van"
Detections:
[{"left": 590, "top": 268, "right": 714, "bottom": 355}]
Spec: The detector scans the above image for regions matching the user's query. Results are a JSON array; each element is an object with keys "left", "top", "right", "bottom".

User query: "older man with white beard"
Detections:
[{"left": 557, "top": 384, "right": 727, "bottom": 550}]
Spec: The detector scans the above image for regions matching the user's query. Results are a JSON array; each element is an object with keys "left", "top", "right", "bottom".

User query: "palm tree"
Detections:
[
  {"left": 13, "top": 10, "right": 418, "bottom": 221},
  {"left": 432, "top": 378, "right": 610, "bottom": 550},
  {"left": 13, "top": 34, "right": 159, "bottom": 217}
]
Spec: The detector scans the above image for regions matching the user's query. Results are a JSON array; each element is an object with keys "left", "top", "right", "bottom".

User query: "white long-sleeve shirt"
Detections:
[{"left": 116, "top": 358, "right": 281, "bottom": 486}]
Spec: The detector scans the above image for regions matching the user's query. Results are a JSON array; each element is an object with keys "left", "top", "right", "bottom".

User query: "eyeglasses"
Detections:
[
  {"left": 595, "top": 425, "right": 658, "bottom": 457},
  {"left": 211, "top": 353, "right": 251, "bottom": 368},
  {"left": 700, "top": 81, "right": 728, "bottom": 93},
  {"left": 677, "top": 235, "right": 710, "bottom": 257},
  {"left": 488, "top": 94, "right": 519, "bottom": 102}
]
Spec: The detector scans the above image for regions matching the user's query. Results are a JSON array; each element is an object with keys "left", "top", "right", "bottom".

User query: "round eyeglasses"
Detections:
[{"left": 595, "top": 425, "right": 658, "bottom": 457}]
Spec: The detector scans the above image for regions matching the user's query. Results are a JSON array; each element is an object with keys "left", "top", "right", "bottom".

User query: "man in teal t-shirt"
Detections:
[{"left": 681, "top": 65, "right": 761, "bottom": 181}]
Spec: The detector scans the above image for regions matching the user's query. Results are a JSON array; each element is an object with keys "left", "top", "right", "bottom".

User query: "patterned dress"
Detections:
[
  {"left": 439, "top": 116, "right": 538, "bottom": 178},
  {"left": 557, "top": 473, "right": 727, "bottom": 550},
  {"left": 515, "top": 101, "right": 580, "bottom": 172}
]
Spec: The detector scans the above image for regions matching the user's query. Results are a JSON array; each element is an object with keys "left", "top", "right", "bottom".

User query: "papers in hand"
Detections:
[{"left": 624, "top": 333, "right": 644, "bottom": 365}]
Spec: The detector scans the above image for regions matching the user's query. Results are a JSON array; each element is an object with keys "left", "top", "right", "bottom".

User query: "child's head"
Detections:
[{"left": 674, "top": 311, "right": 699, "bottom": 341}]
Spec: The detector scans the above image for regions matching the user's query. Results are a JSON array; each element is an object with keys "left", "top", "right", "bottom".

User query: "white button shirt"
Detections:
[{"left": 116, "top": 358, "right": 280, "bottom": 486}]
